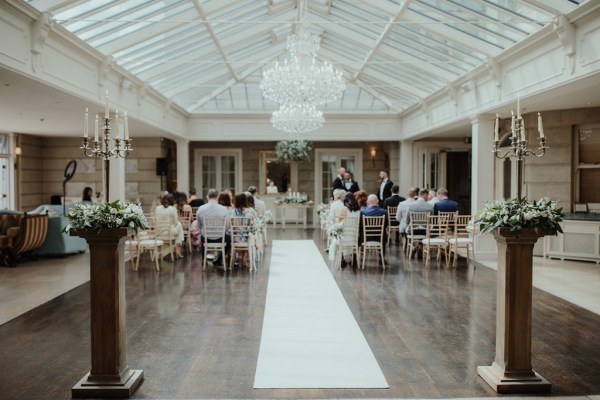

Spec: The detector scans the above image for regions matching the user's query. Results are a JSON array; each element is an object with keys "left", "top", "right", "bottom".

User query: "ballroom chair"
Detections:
[
  {"left": 360, "top": 215, "right": 386, "bottom": 269},
  {"left": 386, "top": 206, "right": 400, "bottom": 247},
  {"left": 154, "top": 213, "right": 177, "bottom": 262},
  {"left": 447, "top": 215, "right": 476, "bottom": 268},
  {"left": 406, "top": 211, "right": 430, "bottom": 259},
  {"left": 135, "top": 224, "right": 163, "bottom": 272},
  {"left": 229, "top": 216, "right": 254, "bottom": 271},
  {"left": 179, "top": 209, "right": 193, "bottom": 254},
  {"left": 202, "top": 216, "right": 228, "bottom": 270},
  {"left": 421, "top": 215, "right": 449, "bottom": 267},
  {"left": 335, "top": 215, "right": 361, "bottom": 270}
]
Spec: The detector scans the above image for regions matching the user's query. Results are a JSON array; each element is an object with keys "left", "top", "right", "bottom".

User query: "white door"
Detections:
[
  {"left": 194, "top": 149, "right": 242, "bottom": 197},
  {"left": 314, "top": 149, "right": 362, "bottom": 204}
]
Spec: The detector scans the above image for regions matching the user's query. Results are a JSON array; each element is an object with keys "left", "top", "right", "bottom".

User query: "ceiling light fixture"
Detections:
[{"left": 271, "top": 103, "right": 324, "bottom": 134}]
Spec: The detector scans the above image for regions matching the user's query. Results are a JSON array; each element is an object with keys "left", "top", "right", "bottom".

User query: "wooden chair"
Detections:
[
  {"left": 360, "top": 215, "right": 386, "bottom": 269},
  {"left": 421, "top": 215, "right": 449, "bottom": 267},
  {"left": 0, "top": 212, "right": 49, "bottom": 267},
  {"left": 179, "top": 209, "right": 193, "bottom": 254},
  {"left": 135, "top": 225, "right": 163, "bottom": 271},
  {"left": 406, "top": 211, "right": 430, "bottom": 259},
  {"left": 335, "top": 215, "right": 361, "bottom": 270},
  {"left": 447, "top": 215, "right": 476, "bottom": 268},
  {"left": 202, "top": 216, "right": 228, "bottom": 270},
  {"left": 154, "top": 213, "right": 177, "bottom": 262},
  {"left": 386, "top": 206, "right": 400, "bottom": 247},
  {"left": 229, "top": 216, "right": 255, "bottom": 271}
]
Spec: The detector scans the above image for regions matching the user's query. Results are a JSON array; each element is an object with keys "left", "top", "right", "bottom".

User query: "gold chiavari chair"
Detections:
[
  {"left": 360, "top": 215, "right": 386, "bottom": 269},
  {"left": 447, "top": 215, "right": 476, "bottom": 268},
  {"left": 421, "top": 215, "right": 449, "bottom": 267}
]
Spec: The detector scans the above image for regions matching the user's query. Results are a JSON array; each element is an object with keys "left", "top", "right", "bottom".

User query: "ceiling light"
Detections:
[{"left": 271, "top": 103, "right": 324, "bottom": 134}]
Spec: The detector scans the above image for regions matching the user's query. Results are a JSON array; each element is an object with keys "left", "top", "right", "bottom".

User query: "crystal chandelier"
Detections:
[
  {"left": 261, "top": 28, "right": 345, "bottom": 134},
  {"left": 271, "top": 103, "right": 324, "bottom": 134}
]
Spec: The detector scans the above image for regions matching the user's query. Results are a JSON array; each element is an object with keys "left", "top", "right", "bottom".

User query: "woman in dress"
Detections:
[
  {"left": 229, "top": 193, "right": 256, "bottom": 267},
  {"left": 154, "top": 192, "right": 185, "bottom": 258},
  {"left": 338, "top": 192, "right": 361, "bottom": 268},
  {"left": 218, "top": 191, "right": 232, "bottom": 208}
]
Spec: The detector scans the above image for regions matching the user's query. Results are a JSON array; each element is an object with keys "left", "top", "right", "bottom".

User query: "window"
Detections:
[
  {"left": 417, "top": 148, "right": 445, "bottom": 191},
  {"left": 574, "top": 125, "right": 600, "bottom": 207},
  {"left": 0, "top": 133, "right": 16, "bottom": 210},
  {"left": 193, "top": 149, "right": 242, "bottom": 198}
]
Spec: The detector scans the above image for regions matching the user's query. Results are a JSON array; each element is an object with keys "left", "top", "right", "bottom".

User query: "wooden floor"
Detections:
[{"left": 0, "top": 228, "right": 599, "bottom": 400}]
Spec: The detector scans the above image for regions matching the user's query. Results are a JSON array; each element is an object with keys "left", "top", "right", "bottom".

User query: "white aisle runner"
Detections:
[{"left": 254, "top": 240, "right": 389, "bottom": 389}]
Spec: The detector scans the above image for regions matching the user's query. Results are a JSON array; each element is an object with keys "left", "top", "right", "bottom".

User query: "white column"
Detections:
[
  {"left": 399, "top": 140, "right": 413, "bottom": 194},
  {"left": 108, "top": 119, "right": 126, "bottom": 202},
  {"left": 471, "top": 115, "right": 496, "bottom": 259},
  {"left": 176, "top": 139, "right": 190, "bottom": 194}
]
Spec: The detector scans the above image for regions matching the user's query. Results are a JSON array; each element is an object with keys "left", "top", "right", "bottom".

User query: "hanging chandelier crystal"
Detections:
[
  {"left": 261, "top": 28, "right": 345, "bottom": 107},
  {"left": 271, "top": 103, "right": 324, "bottom": 134}
]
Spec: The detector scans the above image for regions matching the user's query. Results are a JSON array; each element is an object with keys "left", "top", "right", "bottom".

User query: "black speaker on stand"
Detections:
[{"left": 156, "top": 158, "right": 167, "bottom": 191}]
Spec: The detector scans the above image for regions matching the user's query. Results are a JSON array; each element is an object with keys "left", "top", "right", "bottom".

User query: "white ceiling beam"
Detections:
[
  {"left": 352, "top": 0, "right": 411, "bottom": 81},
  {"left": 360, "top": 68, "right": 430, "bottom": 98},
  {"left": 193, "top": 0, "right": 238, "bottom": 81},
  {"left": 376, "top": 46, "right": 458, "bottom": 82},
  {"left": 30, "top": 0, "right": 79, "bottom": 13},
  {"left": 353, "top": 79, "right": 403, "bottom": 113},
  {"left": 522, "top": 0, "right": 577, "bottom": 15},
  {"left": 163, "top": 69, "right": 232, "bottom": 98},
  {"left": 311, "top": 15, "right": 375, "bottom": 50}
]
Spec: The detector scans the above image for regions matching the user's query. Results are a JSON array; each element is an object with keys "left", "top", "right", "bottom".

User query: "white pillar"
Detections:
[
  {"left": 176, "top": 139, "right": 190, "bottom": 194},
  {"left": 108, "top": 157, "right": 126, "bottom": 202},
  {"left": 399, "top": 140, "right": 413, "bottom": 194},
  {"left": 471, "top": 115, "right": 496, "bottom": 259}
]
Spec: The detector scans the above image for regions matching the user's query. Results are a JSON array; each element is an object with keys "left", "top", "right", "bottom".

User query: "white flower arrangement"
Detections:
[
  {"left": 249, "top": 210, "right": 272, "bottom": 235},
  {"left": 476, "top": 197, "right": 564, "bottom": 235},
  {"left": 325, "top": 215, "right": 344, "bottom": 241},
  {"left": 316, "top": 203, "right": 330, "bottom": 219},
  {"left": 275, "top": 140, "right": 313, "bottom": 163},
  {"left": 65, "top": 200, "right": 148, "bottom": 233}
]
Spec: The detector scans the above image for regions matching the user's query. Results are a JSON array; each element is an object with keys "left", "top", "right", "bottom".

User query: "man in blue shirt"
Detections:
[{"left": 433, "top": 188, "right": 459, "bottom": 214}]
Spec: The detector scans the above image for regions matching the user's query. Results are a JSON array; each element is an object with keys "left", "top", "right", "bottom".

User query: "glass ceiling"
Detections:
[{"left": 26, "top": 0, "right": 585, "bottom": 115}]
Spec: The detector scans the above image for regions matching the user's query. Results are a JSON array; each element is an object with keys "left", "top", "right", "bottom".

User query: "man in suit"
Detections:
[
  {"left": 396, "top": 187, "right": 417, "bottom": 234},
  {"left": 342, "top": 172, "right": 360, "bottom": 193},
  {"left": 433, "top": 188, "right": 459, "bottom": 214},
  {"left": 196, "top": 188, "right": 231, "bottom": 265},
  {"left": 332, "top": 167, "right": 346, "bottom": 197},
  {"left": 359, "top": 194, "right": 388, "bottom": 257},
  {"left": 378, "top": 170, "right": 393, "bottom": 203},
  {"left": 383, "top": 185, "right": 405, "bottom": 243}
]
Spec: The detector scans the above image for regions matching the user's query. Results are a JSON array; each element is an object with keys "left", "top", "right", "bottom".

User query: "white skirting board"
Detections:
[{"left": 254, "top": 240, "right": 389, "bottom": 389}]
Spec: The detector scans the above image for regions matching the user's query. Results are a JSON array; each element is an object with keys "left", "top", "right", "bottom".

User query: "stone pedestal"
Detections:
[
  {"left": 71, "top": 229, "right": 143, "bottom": 398},
  {"left": 477, "top": 228, "right": 551, "bottom": 394}
]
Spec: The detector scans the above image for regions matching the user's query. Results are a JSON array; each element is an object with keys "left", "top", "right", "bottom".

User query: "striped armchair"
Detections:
[{"left": 0, "top": 212, "right": 49, "bottom": 267}]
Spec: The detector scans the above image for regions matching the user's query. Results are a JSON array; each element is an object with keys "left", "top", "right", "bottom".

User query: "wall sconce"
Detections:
[
  {"left": 14, "top": 146, "right": 22, "bottom": 156},
  {"left": 370, "top": 148, "right": 377, "bottom": 167}
]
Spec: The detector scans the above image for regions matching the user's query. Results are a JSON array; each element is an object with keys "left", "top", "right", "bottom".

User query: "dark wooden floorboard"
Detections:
[{"left": 0, "top": 228, "right": 598, "bottom": 399}]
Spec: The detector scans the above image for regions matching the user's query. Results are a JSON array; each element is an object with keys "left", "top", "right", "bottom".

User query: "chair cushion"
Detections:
[
  {"left": 422, "top": 238, "right": 446, "bottom": 244},
  {"left": 139, "top": 239, "right": 164, "bottom": 247},
  {"left": 448, "top": 238, "right": 473, "bottom": 244}
]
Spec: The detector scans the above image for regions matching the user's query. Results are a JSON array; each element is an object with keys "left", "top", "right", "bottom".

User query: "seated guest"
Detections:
[
  {"left": 155, "top": 193, "right": 184, "bottom": 258},
  {"left": 383, "top": 185, "right": 405, "bottom": 209},
  {"left": 433, "top": 188, "right": 459, "bottom": 214},
  {"left": 266, "top": 181, "right": 278, "bottom": 194},
  {"left": 338, "top": 193, "right": 361, "bottom": 268},
  {"left": 329, "top": 189, "right": 346, "bottom": 219},
  {"left": 218, "top": 191, "right": 232, "bottom": 209},
  {"left": 396, "top": 187, "right": 417, "bottom": 234},
  {"left": 359, "top": 194, "right": 388, "bottom": 254},
  {"left": 196, "top": 189, "right": 230, "bottom": 265},
  {"left": 244, "top": 192, "right": 259, "bottom": 219},
  {"left": 174, "top": 191, "right": 192, "bottom": 219},
  {"left": 343, "top": 172, "right": 360, "bottom": 193},
  {"left": 188, "top": 187, "right": 205, "bottom": 208},
  {"left": 354, "top": 190, "right": 368, "bottom": 209},
  {"left": 247, "top": 186, "right": 266, "bottom": 216},
  {"left": 428, "top": 189, "right": 440, "bottom": 205},
  {"left": 82, "top": 187, "right": 93, "bottom": 202},
  {"left": 406, "top": 189, "right": 435, "bottom": 236}
]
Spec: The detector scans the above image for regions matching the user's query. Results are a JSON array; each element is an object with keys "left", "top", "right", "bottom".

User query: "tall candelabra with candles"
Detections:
[
  {"left": 492, "top": 98, "right": 548, "bottom": 198},
  {"left": 81, "top": 91, "right": 132, "bottom": 201}
]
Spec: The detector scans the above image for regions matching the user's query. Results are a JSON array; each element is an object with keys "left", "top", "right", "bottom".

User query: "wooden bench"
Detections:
[{"left": 0, "top": 212, "right": 49, "bottom": 267}]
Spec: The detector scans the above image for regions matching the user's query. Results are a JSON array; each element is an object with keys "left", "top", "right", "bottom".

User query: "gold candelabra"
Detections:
[
  {"left": 80, "top": 92, "right": 133, "bottom": 201},
  {"left": 492, "top": 98, "right": 548, "bottom": 198}
]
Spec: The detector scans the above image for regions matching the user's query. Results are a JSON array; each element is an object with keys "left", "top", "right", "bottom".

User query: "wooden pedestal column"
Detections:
[
  {"left": 71, "top": 229, "right": 143, "bottom": 398},
  {"left": 477, "top": 228, "right": 551, "bottom": 393}
]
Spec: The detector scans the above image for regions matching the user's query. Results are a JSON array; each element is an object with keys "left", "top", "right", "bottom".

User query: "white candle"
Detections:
[
  {"left": 520, "top": 123, "right": 526, "bottom": 143},
  {"left": 511, "top": 111, "right": 516, "bottom": 139},
  {"left": 494, "top": 113, "right": 499, "bottom": 142},
  {"left": 115, "top": 110, "right": 120, "bottom": 139},
  {"left": 105, "top": 90, "right": 109, "bottom": 118},
  {"left": 516, "top": 95, "right": 521, "bottom": 119},
  {"left": 124, "top": 112, "right": 129, "bottom": 140},
  {"left": 84, "top": 108, "right": 89, "bottom": 138},
  {"left": 94, "top": 115, "right": 99, "bottom": 142},
  {"left": 538, "top": 113, "right": 544, "bottom": 138}
]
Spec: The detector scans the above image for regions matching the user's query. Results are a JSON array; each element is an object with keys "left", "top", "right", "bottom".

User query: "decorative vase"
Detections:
[
  {"left": 70, "top": 228, "right": 143, "bottom": 398},
  {"left": 477, "top": 228, "right": 551, "bottom": 393}
]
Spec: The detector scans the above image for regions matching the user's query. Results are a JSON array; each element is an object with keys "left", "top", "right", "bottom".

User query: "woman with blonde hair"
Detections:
[{"left": 154, "top": 192, "right": 185, "bottom": 258}]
